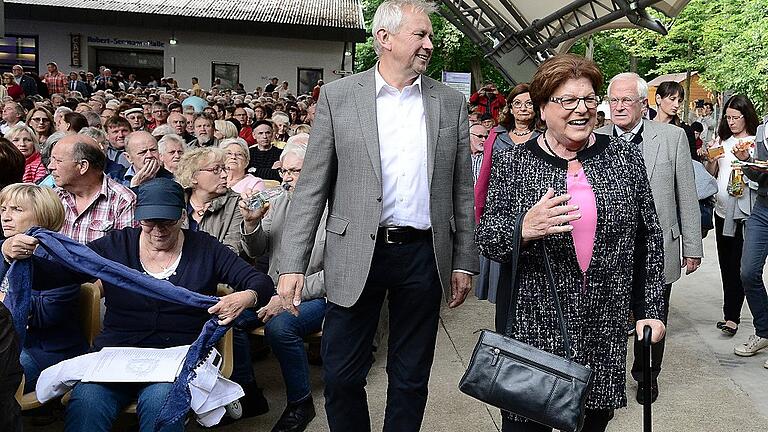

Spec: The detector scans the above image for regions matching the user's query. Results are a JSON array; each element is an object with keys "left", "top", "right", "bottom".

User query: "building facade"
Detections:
[{"left": 4, "top": 0, "right": 365, "bottom": 93}]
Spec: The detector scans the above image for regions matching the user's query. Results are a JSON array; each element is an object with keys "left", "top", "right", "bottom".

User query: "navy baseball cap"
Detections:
[{"left": 134, "top": 178, "right": 185, "bottom": 221}]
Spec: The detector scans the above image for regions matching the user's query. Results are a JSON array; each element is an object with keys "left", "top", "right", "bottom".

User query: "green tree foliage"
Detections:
[
  {"left": 570, "top": 0, "right": 768, "bottom": 109},
  {"left": 355, "top": 0, "right": 511, "bottom": 93}
]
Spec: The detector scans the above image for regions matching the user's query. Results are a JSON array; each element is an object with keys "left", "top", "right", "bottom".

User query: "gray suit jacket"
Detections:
[
  {"left": 278, "top": 67, "right": 479, "bottom": 307},
  {"left": 243, "top": 194, "right": 327, "bottom": 301},
  {"left": 598, "top": 119, "right": 702, "bottom": 283}
]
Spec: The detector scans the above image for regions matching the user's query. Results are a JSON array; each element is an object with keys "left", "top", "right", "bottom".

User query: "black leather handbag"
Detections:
[{"left": 459, "top": 218, "right": 594, "bottom": 432}]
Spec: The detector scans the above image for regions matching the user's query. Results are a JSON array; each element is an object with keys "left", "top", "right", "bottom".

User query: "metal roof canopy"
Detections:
[{"left": 437, "top": 0, "right": 691, "bottom": 85}]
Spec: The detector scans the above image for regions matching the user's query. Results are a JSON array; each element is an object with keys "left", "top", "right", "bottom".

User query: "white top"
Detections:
[
  {"left": 141, "top": 250, "right": 183, "bottom": 280},
  {"left": 714, "top": 135, "right": 756, "bottom": 218},
  {"left": 374, "top": 66, "right": 431, "bottom": 230}
]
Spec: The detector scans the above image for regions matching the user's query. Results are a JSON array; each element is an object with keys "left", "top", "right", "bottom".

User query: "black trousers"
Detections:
[
  {"left": 631, "top": 283, "right": 671, "bottom": 383},
  {"left": 321, "top": 235, "right": 443, "bottom": 432},
  {"left": 501, "top": 409, "right": 614, "bottom": 432},
  {"left": 715, "top": 214, "right": 746, "bottom": 323}
]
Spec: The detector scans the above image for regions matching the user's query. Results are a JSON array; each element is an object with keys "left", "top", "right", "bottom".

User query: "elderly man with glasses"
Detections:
[
  {"left": 597, "top": 72, "right": 701, "bottom": 406},
  {"left": 47, "top": 133, "right": 137, "bottom": 243},
  {"left": 469, "top": 123, "right": 488, "bottom": 184}
]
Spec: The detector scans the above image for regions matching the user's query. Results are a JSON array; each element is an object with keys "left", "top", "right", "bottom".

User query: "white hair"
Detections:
[
  {"left": 79, "top": 127, "right": 108, "bottom": 147},
  {"left": 280, "top": 141, "right": 307, "bottom": 163},
  {"left": 53, "top": 106, "right": 72, "bottom": 123},
  {"left": 286, "top": 133, "right": 309, "bottom": 148},
  {"left": 219, "top": 137, "right": 251, "bottom": 165},
  {"left": 607, "top": 72, "right": 649, "bottom": 99},
  {"left": 158, "top": 133, "right": 187, "bottom": 153},
  {"left": 372, "top": 0, "right": 437, "bottom": 56}
]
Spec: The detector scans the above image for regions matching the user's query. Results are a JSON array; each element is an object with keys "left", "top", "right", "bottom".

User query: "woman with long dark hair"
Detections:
[
  {"left": 654, "top": 81, "right": 697, "bottom": 158},
  {"left": 702, "top": 95, "right": 760, "bottom": 336}
]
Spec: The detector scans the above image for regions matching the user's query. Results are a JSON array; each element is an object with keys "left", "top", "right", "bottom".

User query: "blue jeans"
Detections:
[
  {"left": 265, "top": 298, "right": 326, "bottom": 403},
  {"left": 741, "top": 201, "right": 768, "bottom": 338},
  {"left": 65, "top": 382, "right": 184, "bottom": 432},
  {"left": 19, "top": 350, "right": 42, "bottom": 392}
]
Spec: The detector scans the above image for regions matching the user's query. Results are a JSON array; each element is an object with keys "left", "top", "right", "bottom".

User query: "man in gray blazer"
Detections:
[
  {"left": 276, "top": 1, "right": 478, "bottom": 431},
  {"left": 598, "top": 72, "right": 703, "bottom": 405}
]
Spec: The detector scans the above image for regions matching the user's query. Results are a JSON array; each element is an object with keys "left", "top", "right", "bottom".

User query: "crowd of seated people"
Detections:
[{"left": 0, "top": 62, "right": 323, "bottom": 432}]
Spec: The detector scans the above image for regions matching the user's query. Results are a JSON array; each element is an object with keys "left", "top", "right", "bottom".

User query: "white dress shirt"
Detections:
[{"left": 375, "top": 66, "right": 431, "bottom": 230}]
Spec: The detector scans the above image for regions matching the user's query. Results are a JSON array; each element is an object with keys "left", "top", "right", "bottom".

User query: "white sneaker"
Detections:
[
  {"left": 734, "top": 334, "right": 768, "bottom": 357},
  {"left": 764, "top": 358, "right": 768, "bottom": 369}
]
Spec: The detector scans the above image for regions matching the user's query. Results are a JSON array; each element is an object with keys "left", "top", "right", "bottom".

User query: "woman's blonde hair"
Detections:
[
  {"left": 214, "top": 120, "right": 238, "bottom": 139},
  {"left": 5, "top": 125, "right": 40, "bottom": 151},
  {"left": 0, "top": 183, "right": 65, "bottom": 231},
  {"left": 175, "top": 147, "right": 226, "bottom": 189}
]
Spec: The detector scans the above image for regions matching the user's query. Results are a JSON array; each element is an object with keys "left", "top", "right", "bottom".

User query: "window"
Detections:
[
  {"left": 211, "top": 62, "right": 239, "bottom": 91},
  {"left": 297, "top": 68, "right": 323, "bottom": 96},
  {"left": 0, "top": 35, "right": 39, "bottom": 74}
]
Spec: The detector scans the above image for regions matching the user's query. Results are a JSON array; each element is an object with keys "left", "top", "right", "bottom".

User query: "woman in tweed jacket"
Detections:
[{"left": 475, "top": 54, "right": 667, "bottom": 432}]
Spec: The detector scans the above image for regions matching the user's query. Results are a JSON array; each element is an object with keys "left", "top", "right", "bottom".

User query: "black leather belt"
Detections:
[{"left": 377, "top": 226, "right": 431, "bottom": 244}]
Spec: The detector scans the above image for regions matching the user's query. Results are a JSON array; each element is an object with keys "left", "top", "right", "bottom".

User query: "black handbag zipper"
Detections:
[{"left": 488, "top": 346, "right": 587, "bottom": 381}]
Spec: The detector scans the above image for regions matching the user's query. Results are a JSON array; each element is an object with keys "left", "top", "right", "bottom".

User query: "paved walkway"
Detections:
[{"left": 24, "top": 235, "right": 768, "bottom": 430}]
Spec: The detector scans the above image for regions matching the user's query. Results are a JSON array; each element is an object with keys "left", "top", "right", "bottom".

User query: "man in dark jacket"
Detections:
[{"left": 12, "top": 65, "right": 38, "bottom": 97}]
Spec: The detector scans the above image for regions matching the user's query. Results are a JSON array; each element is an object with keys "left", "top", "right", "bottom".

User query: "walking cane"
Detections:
[{"left": 642, "top": 325, "right": 653, "bottom": 432}]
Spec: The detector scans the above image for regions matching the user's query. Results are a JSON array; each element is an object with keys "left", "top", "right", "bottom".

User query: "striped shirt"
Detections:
[
  {"left": 471, "top": 152, "right": 483, "bottom": 185},
  {"left": 23, "top": 152, "right": 48, "bottom": 183},
  {"left": 57, "top": 175, "right": 138, "bottom": 243}
]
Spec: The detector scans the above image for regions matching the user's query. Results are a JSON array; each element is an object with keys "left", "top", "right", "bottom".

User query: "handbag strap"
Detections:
[{"left": 504, "top": 217, "right": 573, "bottom": 360}]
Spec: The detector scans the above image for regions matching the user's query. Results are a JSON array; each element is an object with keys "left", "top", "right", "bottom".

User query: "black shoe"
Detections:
[
  {"left": 636, "top": 381, "right": 659, "bottom": 405},
  {"left": 271, "top": 397, "right": 316, "bottom": 432},
  {"left": 240, "top": 382, "right": 270, "bottom": 418}
]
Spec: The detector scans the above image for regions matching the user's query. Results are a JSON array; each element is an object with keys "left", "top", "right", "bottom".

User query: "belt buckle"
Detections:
[{"left": 383, "top": 228, "right": 402, "bottom": 245}]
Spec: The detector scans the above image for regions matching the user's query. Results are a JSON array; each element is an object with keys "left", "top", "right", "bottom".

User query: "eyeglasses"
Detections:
[
  {"left": 49, "top": 156, "right": 83, "bottom": 166},
  {"left": 198, "top": 165, "right": 227, "bottom": 175},
  {"left": 471, "top": 133, "right": 488, "bottom": 139},
  {"left": 725, "top": 115, "right": 744, "bottom": 121},
  {"left": 607, "top": 96, "right": 643, "bottom": 107},
  {"left": 549, "top": 95, "right": 600, "bottom": 110},
  {"left": 140, "top": 219, "right": 177, "bottom": 230},
  {"left": 511, "top": 100, "right": 533, "bottom": 109},
  {"left": 226, "top": 151, "right": 246, "bottom": 159},
  {"left": 30, "top": 117, "right": 50, "bottom": 123},
  {"left": 279, "top": 168, "right": 301, "bottom": 176},
  {"left": 152, "top": 110, "right": 168, "bottom": 114}
]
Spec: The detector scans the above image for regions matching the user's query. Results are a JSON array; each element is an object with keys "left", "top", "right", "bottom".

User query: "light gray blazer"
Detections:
[
  {"left": 598, "top": 119, "right": 702, "bottom": 283},
  {"left": 277, "top": 67, "right": 479, "bottom": 307},
  {"left": 242, "top": 194, "right": 327, "bottom": 301}
]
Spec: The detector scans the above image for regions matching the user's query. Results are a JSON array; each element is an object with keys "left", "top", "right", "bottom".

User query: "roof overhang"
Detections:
[
  {"left": 5, "top": 0, "right": 367, "bottom": 42},
  {"left": 437, "top": 0, "right": 692, "bottom": 84}
]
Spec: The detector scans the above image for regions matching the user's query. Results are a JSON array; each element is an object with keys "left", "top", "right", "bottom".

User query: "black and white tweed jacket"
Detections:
[{"left": 475, "top": 133, "right": 666, "bottom": 410}]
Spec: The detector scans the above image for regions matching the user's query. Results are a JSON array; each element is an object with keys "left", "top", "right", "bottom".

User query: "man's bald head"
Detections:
[
  {"left": 54, "top": 133, "right": 106, "bottom": 176},
  {"left": 124, "top": 131, "right": 159, "bottom": 170}
]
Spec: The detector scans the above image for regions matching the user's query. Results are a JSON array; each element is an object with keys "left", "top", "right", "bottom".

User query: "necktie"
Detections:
[{"left": 620, "top": 132, "right": 635, "bottom": 143}]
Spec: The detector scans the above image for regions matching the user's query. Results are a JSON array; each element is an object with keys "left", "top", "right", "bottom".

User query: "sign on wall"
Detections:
[
  {"left": 70, "top": 33, "right": 82, "bottom": 67},
  {"left": 442, "top": 71, "right": 472, "bottom": 99},
  {"left": 87, "top": 36, "right": 165, "bottom": 48}
]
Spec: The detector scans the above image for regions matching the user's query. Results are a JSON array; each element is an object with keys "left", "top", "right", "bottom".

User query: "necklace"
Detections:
[
  {"left": 188, "top": 199, "right": 210, "bottom": 217},
  {"left": 141, "top": 236, "right": 183, "bottom": 271},
  {"left": 511, "top": 128, "right": 531, "bottom": 136},
  {"left": 543, "top": 133, "right": 588, "bottom": 162}
]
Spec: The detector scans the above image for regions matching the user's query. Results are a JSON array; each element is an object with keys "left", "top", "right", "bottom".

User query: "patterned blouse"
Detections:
[{"left": 475, "top": 133, "right": 666, "bottom": 410}]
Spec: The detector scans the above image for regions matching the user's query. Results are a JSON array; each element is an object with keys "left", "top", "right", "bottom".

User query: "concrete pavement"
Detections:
[{"left": 23, "top": 234, "right": 768, "bottom": 430}]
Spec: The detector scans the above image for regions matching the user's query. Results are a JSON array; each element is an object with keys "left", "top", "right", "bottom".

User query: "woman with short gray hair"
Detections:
[
  {"left": 219, "top": 137, "right": 264, "bottom": 193},
  {"left": 158, "top": 134, "right": 186, "bottom": 174}
]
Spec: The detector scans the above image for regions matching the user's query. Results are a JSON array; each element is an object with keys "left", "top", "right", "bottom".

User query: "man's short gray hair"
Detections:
[
  {"left": 83, "top": 111, "right": 102, "bottom": 128},
  {"left": 280, "top": 141, "right": 307, "bottom": 163},
  {"left": 79, "top": 127, "right": 108, "bottom": 148},
  {"left": 372, "top": 0, "right": 436, "bottom": 56},
  {"left": 158, "top": 134, "right": 187, "bottom": 153},
  {"left": 607, "top": 72, "right": 649, "bottom": 99}
]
